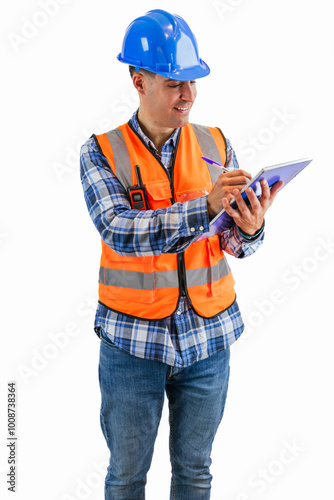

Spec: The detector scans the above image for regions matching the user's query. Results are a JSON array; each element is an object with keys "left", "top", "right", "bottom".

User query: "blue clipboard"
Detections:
[{"left": 194, "top": 158, "right": 312, "bottom": 243}]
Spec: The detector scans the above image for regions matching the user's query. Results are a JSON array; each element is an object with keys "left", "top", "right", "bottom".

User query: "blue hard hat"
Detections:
[{"left": 117, "top": 9, "right": 210, "bottom": 81}]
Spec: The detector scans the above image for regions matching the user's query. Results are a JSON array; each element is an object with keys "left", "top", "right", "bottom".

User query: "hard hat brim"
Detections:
[{"left": 117, "top": 53, "right": 210, "bottom": 81}]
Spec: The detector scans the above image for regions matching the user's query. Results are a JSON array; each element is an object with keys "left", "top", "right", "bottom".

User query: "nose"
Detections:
[{"left": 180, "top": 81, "right": 196, "bottom": 102}]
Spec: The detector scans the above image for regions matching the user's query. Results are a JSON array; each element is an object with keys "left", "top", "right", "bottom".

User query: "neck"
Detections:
[{"left": 137, "top": 109, "right": 175, "bottom": 154}]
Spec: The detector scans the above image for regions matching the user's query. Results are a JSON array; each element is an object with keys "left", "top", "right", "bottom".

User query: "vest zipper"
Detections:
[
  {"left": 128, "top": 121, "right": 187, "bottom": 298},
  {"left": 170, "top": 136, "right": 187, "bottom": 298}
]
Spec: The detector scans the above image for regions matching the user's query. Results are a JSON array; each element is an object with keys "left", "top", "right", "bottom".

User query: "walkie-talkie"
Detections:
[{"left": 128, "top": 165, "right": 149, "bottom": 210}]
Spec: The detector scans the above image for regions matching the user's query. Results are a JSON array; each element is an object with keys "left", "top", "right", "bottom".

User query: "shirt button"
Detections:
[
  {"left": 199, "top": 226, "right": 204, "bottom": 231},
  {"left": 190, "top": 227, "right": 195, "bottom": 232},
  {"left": 176, "top": 310, "right": 182, "bottom": 315}
]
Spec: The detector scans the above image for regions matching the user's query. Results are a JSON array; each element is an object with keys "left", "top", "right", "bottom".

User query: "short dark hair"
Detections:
[{"left": 129, "top": 65, "right": 156, "bottom": 79}]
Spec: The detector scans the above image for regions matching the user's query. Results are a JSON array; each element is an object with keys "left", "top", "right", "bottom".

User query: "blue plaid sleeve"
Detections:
[
  {"left": 80, "top": 136, "right": 210, "bottom": 256},
  {"left": 221, "top": 224, "right": 264, "bottom": 258}
]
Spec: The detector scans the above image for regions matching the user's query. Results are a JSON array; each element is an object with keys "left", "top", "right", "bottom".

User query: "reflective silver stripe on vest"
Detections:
[
  {"left": 99, "top": 259, "right": 230, "bottom": 290},
  {"left": 105, "top": 128, "right": 133, "bottom": 189},
  {"left": 191, "top": 124, "right": 226, "bottom": 186},
  {"left": 99, "top": 268, "right": 179, "bottom": 290},
  {"left": 186, "top": 258, "right": 231, "bottom": 287}
]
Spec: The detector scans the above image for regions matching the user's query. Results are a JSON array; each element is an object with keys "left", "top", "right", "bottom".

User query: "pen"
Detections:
[{"left": 201, "top": 156, "right": 229, "bottom": 173}]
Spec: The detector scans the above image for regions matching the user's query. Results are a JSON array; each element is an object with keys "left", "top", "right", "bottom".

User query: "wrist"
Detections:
[
  {"left": 238, "top": 220, "right": 265, "bottom": 240},
  {"left": 207, "top": 197, "right": 216, "bottom": 220}
]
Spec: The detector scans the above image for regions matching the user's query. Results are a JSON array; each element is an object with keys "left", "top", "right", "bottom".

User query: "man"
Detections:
[{"left": 80, "top": 9, "right": 283, "bottom": 500}]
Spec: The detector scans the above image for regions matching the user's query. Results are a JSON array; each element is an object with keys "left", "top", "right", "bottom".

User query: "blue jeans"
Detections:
[{"left": 99, "top": 333, "right": 230, "bottom": 500}]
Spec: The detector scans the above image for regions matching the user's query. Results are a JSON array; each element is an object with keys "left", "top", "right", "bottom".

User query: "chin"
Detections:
[
  {"left": 173, "top": 116, "right": 190, "bottom": 128},
  {"left": 180, "top": 117, "right": 190, "bottom": 128}
]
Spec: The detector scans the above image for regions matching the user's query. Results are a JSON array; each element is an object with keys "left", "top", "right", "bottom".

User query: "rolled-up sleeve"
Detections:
[{"left": 220, "top": 224, "right": 264, "bottom": 258}]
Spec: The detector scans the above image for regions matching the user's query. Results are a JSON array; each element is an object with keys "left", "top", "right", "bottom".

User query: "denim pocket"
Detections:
[{"left": 99, "top": 327, "right": 119, "bottom": 350}]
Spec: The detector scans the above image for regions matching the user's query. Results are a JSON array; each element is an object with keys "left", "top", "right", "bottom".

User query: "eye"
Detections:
[{"left": 169, "top": 81, "right": 196, "bottom": 88}]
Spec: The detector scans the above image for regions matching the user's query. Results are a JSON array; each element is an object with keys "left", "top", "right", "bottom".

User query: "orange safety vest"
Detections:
[{"left": 94, "top": 121, "right": 236, "bottom": 319}]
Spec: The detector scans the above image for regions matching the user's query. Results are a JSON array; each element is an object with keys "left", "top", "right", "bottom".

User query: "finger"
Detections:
[
  {"left": 222, "top": 182, "right": 249, "bottom": 191},
  {"left": 269, "top": 180, "right": 284, "bottom": 200},
  {"left": 223, "top": 169, "right": 252, "bottom": 179},
  {"left": 244, "top": 187, "right": 262, "bottom": 212},
  {"left": 219, "top": 172, "right": 252, "bottom": 187},
  {"left": 222, "top": 197, "right": 240, "bottom": 218},
  {"left": 219, "top": 174, "right": 251, "bottom": 187},
  {"left": 232, "top": 189, "right": 254, "bottom": 217},
  {"left": 225, "top": 193, "right": 235, "bottom": 202},
  {"left": 258, "top": 179, "right": 271, "bottom": 206}
]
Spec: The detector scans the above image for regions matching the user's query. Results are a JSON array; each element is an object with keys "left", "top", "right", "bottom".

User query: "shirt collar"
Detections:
[{"left": 130, "top": 110, "right": 180, "bottom": 152}]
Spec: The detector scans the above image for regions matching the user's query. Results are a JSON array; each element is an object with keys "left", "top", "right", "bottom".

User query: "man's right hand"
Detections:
[{"left": 207, "top": 170, "right": 252, "bottom": 219}]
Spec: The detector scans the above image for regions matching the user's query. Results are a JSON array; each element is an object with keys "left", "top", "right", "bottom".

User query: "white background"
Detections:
[{"left": 1, "top": 0, "right": 333, "bottom": 499}]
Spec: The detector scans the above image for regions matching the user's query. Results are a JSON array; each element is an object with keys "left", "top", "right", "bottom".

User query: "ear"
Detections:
[{"left": 132, "top": 73, "right": 147, "bottom": 96}]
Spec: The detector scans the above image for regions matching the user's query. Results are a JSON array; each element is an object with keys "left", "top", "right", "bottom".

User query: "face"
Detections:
[{"left": 140, "top": 74, "right": 197, "bottom": 131}]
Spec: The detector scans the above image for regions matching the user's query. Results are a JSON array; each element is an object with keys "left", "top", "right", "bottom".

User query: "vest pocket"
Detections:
[
  {"left": 145, "top": 179, "right": 172, "bottom": 209},
  {"left": 206, "top": 237, "right": 231, "bottom": 296},
  {"left": 175, "top": 188, "right": 210, "bottom": 203}
]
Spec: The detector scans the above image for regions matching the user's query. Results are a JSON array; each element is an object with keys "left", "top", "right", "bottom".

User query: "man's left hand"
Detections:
[{"left": 222, "top": 179, "right": 284, "bottom": 236}]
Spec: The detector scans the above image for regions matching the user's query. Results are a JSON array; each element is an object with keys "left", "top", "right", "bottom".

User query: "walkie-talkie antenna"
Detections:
[{"left": 135, "top": 165, "right": 144, "bottom": 186}]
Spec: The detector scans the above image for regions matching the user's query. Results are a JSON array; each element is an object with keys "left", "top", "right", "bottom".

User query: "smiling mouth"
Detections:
[{"left": 174, "top": 107, "right": 190, "bottom": 112}]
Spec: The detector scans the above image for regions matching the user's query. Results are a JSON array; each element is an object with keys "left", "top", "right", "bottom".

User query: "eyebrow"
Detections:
[{"left": 164, "top": 79, "right": 196, "bottom": 84}]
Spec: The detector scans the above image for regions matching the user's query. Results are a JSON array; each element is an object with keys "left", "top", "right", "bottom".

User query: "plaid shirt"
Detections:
[{"left": 80, "top": 111, "right": 264, "bottom": 367}]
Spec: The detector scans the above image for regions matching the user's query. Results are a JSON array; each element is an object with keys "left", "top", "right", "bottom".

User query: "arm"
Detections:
[{"left": 80, "top": 137, "right": 210, "bottom": 256}]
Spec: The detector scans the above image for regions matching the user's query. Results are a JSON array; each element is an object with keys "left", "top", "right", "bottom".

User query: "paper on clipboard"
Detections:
[{"left": 194, "top": 158, "right": 312, "bottom": 243}]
